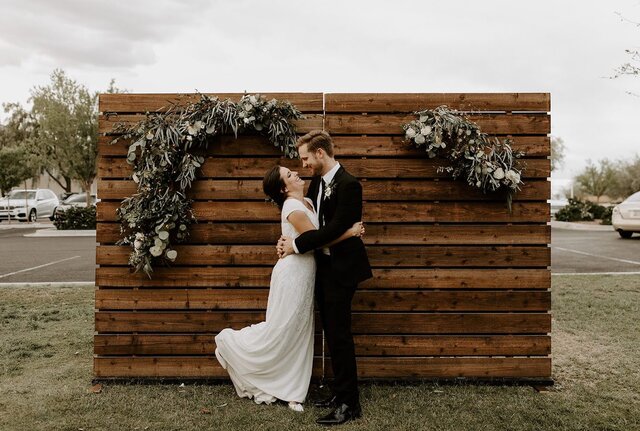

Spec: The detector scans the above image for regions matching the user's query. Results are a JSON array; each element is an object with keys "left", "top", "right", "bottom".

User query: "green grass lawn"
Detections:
[{"left": 1, "top": 275, "right": 638, "bottom": 431}]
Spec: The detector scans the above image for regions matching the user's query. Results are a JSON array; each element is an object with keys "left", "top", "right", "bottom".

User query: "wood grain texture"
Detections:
[
  {"left": 98, "top": 135, "right": 551, "bottom": 157},
  {"left": 97, "top": 179, "right": 550, "bottom": 201},
  {"left": 324, "top": 93, "right": 551, "bottom": 113},
  {"left": 99, "top": 113, "right": 323, "bottom": 134},
  {"left": 95, "top": 311, "right": 551, "bottom": 334},
  {"left": 95, "top": 289, "right": 551, "bottom": 312},
  {"left": 97, "top": 156, "right": 550, "bottom": 179},
  {"left": 96, "top": 244, "right": 550, "bottom": 267},
  {"left": 96, "top": 222, "right": 550, "bottom": 245},
  {"left": 99, "top": 92, "right": 324, "bottom": 113},
  {"left": 94, "top": 334, "right": 551, "bottom": 356},
  {"left": 94, "top": 356, "right": 551, "bottom": 378},
  {"left": 95, "top": 267, "right": 550, "bottom": 289},
  {"left": 95, "top": 93, "right": 552, "bottom": 380},
  {"left": 325, "top": 113, "right": 550, "bottom": 135},
  {"left": 97, "top": 201, "right": 550, "bottom": 223}
]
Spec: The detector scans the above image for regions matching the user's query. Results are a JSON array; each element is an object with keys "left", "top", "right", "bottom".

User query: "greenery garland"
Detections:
[
  {"left": 110, "top": 94, "right": 302, "bottom": 276},
  {"left": 402, "top": 106, "right": 526, "bottom": 210}
]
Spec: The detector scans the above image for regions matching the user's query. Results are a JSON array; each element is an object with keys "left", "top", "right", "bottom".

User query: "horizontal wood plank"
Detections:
[
  {"left": 97, "top": 157, "right": 550, "bottom": 179},
  {"left": 325, "top": 113, "right": 550, "bottom": 135},
  {"left": 94, "top": 334, "right": 551, "bottom": 356},
  {"left": 324, "top": 93, "right": 551, "bottom": 113},
  {"left": 99, "top": 113, "right": 323, "bottom": 134},
  {"left": 96, "top": 245, "right": 550, "bottom": 268},
  {"left": 99, "top": 92, "right": 324, "bottom": 113},
  {"left": 94, "top": 356, "right": 551, "bottom": 378},
  {"left": 95, "top": 267, "right": 550, "bottom": 289},
  {"left": 95, "top": 289, "right": 551, "bottom": 312},
  {"left": 95, "top": 311, "right": 551, "bottom": 334},
  {"left": 97, "top": 179, "right": 550, "bottom": 202},
  {"left": 96, "top": 222, "right": 550, "bottom": 245},
  {"left": 98, "top": 135, "right": 551, "bottom": 157},
  {"left": 97, "top": 201, "right": 549, "bottom": 223}
]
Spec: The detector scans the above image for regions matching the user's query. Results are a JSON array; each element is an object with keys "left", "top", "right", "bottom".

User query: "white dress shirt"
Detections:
[{"left": 293, "top": 162, "right": 341, "bottom": 255}]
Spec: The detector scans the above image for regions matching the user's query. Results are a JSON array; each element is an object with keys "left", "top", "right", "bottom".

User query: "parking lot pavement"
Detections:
[
  {"left": 0, "top": 226, "right": 95, "bottom": 283},
  {"left": 551, "top": 227, "right": 640, "bottom": 273},
  {"left": 1, "top": 225, "right": 640, "bottom": 284}
]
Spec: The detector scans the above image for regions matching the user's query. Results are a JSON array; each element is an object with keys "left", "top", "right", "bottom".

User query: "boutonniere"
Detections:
[{"left": 323, "top": 180, "right": 336, "bottom": 199}]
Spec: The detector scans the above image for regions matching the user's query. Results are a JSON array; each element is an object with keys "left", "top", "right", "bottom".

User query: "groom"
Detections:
[{"left": 277, "top": 130, "right": 372, "bottom": 425}]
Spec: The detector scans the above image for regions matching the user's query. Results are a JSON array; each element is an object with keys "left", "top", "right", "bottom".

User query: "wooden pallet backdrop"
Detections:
[{"left": 94, "top": 92, "right": 551, "bottom": 380}]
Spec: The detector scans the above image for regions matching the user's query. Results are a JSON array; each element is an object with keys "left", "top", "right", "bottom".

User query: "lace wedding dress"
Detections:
[{"left": 215, "top": 198, "right": 318, "bottom": 404}]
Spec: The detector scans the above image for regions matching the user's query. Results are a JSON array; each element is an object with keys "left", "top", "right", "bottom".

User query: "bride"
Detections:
[{"left": 214, "top": 164, "right": 364, "bottom": 412}]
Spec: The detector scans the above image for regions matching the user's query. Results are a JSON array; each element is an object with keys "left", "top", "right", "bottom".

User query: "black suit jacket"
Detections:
[{"left": 294, "top": 166, "right": 373, "bottom": 286}]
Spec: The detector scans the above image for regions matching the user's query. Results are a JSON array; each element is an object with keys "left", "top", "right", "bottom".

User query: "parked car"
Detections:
[
  {"left": 54, "top": 193, "right": 98, "bottom": 218},
  {"left": 612, "top": 191, "right": 640, "bottom": 238},
  {"left": 0, "top": 189, "right": 60, "bottom": 222}
]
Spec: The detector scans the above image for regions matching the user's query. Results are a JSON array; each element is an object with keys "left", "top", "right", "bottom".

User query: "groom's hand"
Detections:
[{"left": 277, "top": 236, "right": 294, "bottom": 258}]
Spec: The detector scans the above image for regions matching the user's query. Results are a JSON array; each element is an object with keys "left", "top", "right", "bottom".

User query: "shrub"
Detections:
[
  {"left": 585, "top": 201, "right": 608, "bottom": 219},
  {"left": 53, "top": 206, "right": 96, "bottom": 230},
  {"left": 555, "top": 198, "right": 594, "bottom": 222},
  {"left": 600, "top": 206, "right": 613, "bottom": 225}
]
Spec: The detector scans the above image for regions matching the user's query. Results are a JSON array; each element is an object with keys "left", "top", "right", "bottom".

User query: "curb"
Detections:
[
  {"left": 550, "top": 220, "right": 613, "bottom": 231},
  {"left": 23, "top": 228, "right": 96, "bottom": 238}
]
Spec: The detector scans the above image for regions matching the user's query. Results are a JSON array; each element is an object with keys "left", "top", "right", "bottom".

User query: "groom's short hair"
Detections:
[{"left": 296, "top": 130, "right": 334, "bottom": 158}]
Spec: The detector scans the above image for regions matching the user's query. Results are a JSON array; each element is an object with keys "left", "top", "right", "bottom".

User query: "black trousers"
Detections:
[{"left": 315, "top": 253, "right": 359, "bottom": 408}]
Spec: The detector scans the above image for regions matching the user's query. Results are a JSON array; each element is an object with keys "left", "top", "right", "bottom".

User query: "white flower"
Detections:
[
  {"left": 134, "top": 240, "right": 143, "bottom": 249},
  {"left": 154, "top": 238, "right": 164, "bottom": 247},
  {"left": 146, "top": 131, "right": 154, "bottom": 140},
  {"left": 135, "top": 232, "right": 145, "bottom": 240},
  {"left": 249, "top": 95, "right": 257, "bottom": 104},
  {"left": 415, "top": 134, "right": 426, "bottom": 144},
  {"left": 132, "top": 173, "right": 139, "bottom": 183},
  {"left": 194, "top": 121, "right": 204, "bottom": 130},
  {"left": 476, "top": 180, "right": 482, "bottom": 187},
  {"left": 206, "top": 125, "right": 216, "bottom": 134},
  {"left": 158, "top": 231, "right": 169, "bottom": 240},
  {"left": 166, "top": 249, "right": 178, "bottom": 260},
  {"left": 505, "top": 169, "right": 521, "bottom": 184},
  {"left": 493, "top": 167, "right": 505, "bottom": 180},
  {"left": 179, "top": 224, "right": 187, "bottom": 231},
  {"left": 406, "top": 128, "right": 416, "bottom": 138},
  {"left": 419, "top": 115, "right": 429, "bottom": 122},
  {"left": 150, "top": 246, "right": 162, "bottom": 257},
  {"left": 187, "top": 123, "right": 198, "bottom": 135},
  {"left": 420, "top": 126, "right": 432, "bottom": 136}
]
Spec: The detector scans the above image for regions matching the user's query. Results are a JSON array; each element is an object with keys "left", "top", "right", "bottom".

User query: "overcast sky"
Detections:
[{"left": 1, "top": 0, "right": 639, "bottom": 187}]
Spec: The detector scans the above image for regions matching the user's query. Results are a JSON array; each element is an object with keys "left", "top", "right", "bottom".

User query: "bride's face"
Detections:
[{"left": 280, "top": 166, "right": 304, "bottom": 195}]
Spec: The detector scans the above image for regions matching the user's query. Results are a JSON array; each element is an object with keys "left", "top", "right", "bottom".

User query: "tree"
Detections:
[
  {"left": 29, "top": 69, "right": 99, "bottom": 200},
  {"left": 550, "top": 136, "right": 566, "bottom": 171},
  {"left": 609, "top": 154, "right": 640, "bottom": 199},
  {"left": 574, "top": 159, "right": 617, "bottom": 202},
  {"left": 0, "top": 146, "right": 35, "bottom": 196}
]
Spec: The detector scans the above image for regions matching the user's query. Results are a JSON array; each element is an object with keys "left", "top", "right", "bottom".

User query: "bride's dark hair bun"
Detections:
[{"left": 263, "top": 165, "right": 286, "bottom": 209}]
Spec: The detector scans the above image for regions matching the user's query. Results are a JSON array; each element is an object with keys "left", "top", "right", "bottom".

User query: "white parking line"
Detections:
[
  {"left": 552, "top": 247, "right": 640, "bottom": 266},
  {"left": 0, "top": 256, "right": 81, "bottom": 279}
]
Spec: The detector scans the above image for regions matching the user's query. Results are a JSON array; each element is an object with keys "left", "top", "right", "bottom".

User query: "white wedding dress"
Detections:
[{"left": 215, "top": 198, "right": 318, "bottom": 404}]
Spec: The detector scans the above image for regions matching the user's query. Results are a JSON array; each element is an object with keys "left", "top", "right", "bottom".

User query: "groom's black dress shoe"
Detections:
[
  {"left": 313, "top": 395, "right": 337, "bottom": 409},
  {"left": 316, "top": 403, "right": 362, "bottom": 426}
]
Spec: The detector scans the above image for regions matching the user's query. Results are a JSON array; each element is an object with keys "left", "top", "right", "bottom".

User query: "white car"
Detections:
[
  {"left": 0, "top": 189, "right": 60, "bottom": 222},
  {"left": 54, "top": 193, "right": 98, "bottom": 218},
  {"left": 612, "top": 191, "right": 640, "bottom": 238}
]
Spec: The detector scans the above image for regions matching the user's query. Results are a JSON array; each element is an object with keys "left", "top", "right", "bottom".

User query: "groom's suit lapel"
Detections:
[{"left": 321, "top": 166, "right": 345, "bottom": 223}]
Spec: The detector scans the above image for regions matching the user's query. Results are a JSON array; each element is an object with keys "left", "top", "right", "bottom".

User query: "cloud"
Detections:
[{"left": 0, "top": 0, "right": 212, "bottom": 68}]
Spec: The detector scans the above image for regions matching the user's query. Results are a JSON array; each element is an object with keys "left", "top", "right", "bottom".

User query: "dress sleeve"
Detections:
[{"left": 281, "top": 199, "right": 307, "bottom": 222}]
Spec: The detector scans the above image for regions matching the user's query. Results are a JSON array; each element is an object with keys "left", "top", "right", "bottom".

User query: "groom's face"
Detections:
[{"left": 298, "top": 144, "right": 324, "bottom": 176}]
